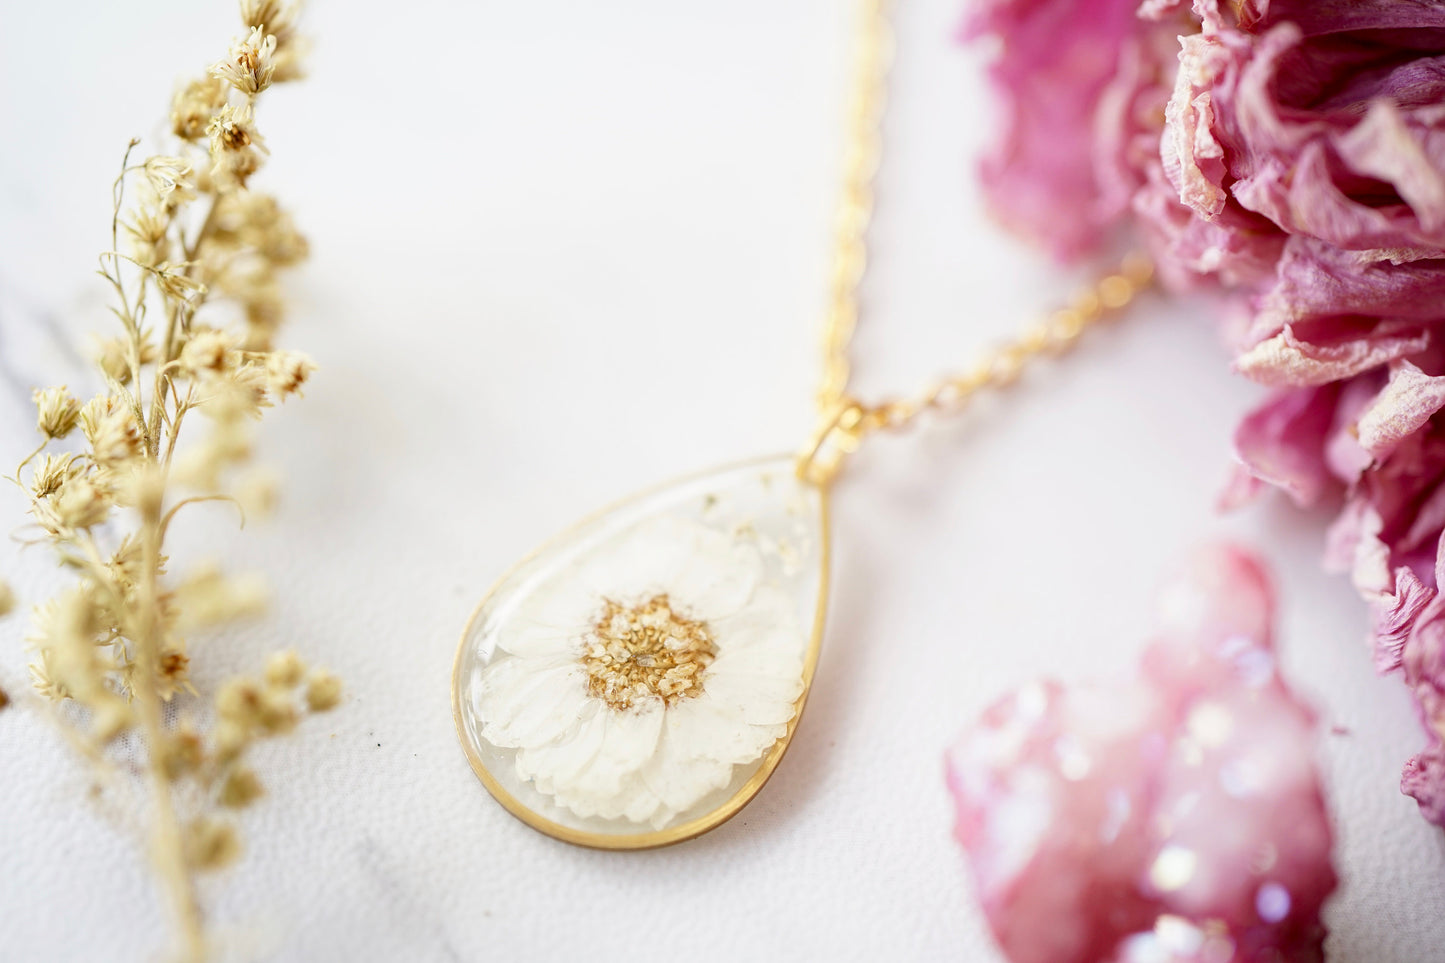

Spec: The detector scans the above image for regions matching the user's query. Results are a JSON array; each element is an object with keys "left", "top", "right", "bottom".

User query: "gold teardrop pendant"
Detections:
[{"left": 452, "top": 455, "right": 830, "bottom": 849}]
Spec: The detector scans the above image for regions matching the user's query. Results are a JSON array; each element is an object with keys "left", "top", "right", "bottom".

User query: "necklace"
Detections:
[{"left": 451, "top": 0, "right": 1153, "bottom": 849}]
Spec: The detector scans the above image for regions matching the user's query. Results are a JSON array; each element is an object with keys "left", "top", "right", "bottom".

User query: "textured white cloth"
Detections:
[{"left": 1, "top": 1, "right": 1443, "bottom": 960}]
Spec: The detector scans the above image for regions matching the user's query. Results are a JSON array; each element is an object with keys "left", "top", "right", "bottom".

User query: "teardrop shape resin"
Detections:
[{"left": 452, "top": 455, "right": 829, "bottom": 848}]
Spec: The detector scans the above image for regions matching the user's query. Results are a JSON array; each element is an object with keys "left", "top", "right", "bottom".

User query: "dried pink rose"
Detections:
[
  {"left": 1229, "top": 365, "right": 1445, "bottom": 822},
  {"left": 947, "top": 545, "right": 1336, "bottom": 963},
  {"left": 965, "top": 0, "right": 1445, "bottom": 824},
  {"left": 961, "top": 0, "right": 1185, "bottom": 262}
]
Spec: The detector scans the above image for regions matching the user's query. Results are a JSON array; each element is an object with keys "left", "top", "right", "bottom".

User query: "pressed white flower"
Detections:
[{"left": 476, "top": 515, "right": 807, "bottom": 829}]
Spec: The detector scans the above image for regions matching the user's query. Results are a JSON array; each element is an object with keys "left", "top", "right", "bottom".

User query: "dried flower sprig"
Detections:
[{"left": 7, "top": 3, "right": 330, "bottom": 959}]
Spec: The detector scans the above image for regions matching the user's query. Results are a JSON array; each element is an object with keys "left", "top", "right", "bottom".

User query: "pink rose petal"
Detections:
[{"left": 1356, "top": 361, "right": 1445, "bottom": 460}]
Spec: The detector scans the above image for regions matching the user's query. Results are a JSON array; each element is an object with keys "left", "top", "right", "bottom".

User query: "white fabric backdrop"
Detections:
[{"left": 1, "top": 1, "right": 1442, "bottom": 960}]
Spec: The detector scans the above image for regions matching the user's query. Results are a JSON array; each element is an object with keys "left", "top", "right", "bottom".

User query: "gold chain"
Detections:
[{"left": 798, "top": 0, "right": 1155, "bottom": 487}]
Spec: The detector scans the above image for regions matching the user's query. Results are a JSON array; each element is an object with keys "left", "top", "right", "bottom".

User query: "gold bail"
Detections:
[{"left": 796, "top": 397, "right": 866, "bottom": 488}]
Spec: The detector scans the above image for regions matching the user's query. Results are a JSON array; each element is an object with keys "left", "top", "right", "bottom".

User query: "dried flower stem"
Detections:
[
  {"left": 9, "top": 4, "right": 332, "bottom": 959},
  {"left": 137, "top": 495, "right": 206, "bottom": 960}
]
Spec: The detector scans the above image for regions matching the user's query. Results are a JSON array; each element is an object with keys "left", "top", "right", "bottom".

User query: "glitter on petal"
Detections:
[{"left": 946, "top": 545, "right": 1336, "bottom": 963}]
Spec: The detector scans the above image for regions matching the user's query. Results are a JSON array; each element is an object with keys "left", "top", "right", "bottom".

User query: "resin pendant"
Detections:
[{"left": 452, "top": 455, "right": 829, "bottom": 849}]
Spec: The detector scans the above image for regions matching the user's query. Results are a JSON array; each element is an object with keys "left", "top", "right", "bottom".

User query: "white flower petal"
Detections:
[
  {"left": 709, "top": 584, "right": 802, "bottom": 650},
  {"left": 517, "top": 701, "right": 606, "bottom": 794},
  {"left": 579, "top": 771, "right": 666, "bottom": 825},
  {"left": 574, "top": 517, "right": 696, "bottom": 603},
  {"left": 666, "top": 694, "right": 784, "bottom": 766},
  {"left": 620, "top": 776, "right": 665, "bottom": 825},
  {"left": 495, "top": 581, "right": 602, "bottom": 658},
  {"left": 554, "top": 700, "right": 665, "bottom": 800},
  {"left": 640, "top": 726, "right": 734, "bottom": 814},
  {"left": 495, "top": 621, "right": 577, "bottom": 659},
  {"left": 702, "top": 668, "right": 802, "bottom": 726},
  {"left": 667, "top": 532, "right": 768, "bottom": 615},
  {"left": 709, "top": 633, "right": 804, "bottom": 677},
  {"left": 477, "top": 655, "right": 585, "bottom": 746}
]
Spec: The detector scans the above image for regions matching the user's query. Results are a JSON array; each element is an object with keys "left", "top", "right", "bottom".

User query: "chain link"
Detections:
[
  {"left": 816, "top": 0, "right": 893, "bottom": 415},
  {"left": 799, "top": 0, "right": 1156, "bottom": 486}
]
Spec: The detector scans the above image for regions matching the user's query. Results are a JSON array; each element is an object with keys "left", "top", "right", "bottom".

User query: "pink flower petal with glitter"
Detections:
[{"left": 946, "top": 545, "right": 1336, "bottom": 963}]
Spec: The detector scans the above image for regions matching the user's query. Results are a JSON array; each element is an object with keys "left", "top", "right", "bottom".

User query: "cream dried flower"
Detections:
[
  {"left": 170, "top": 74, "right": 229, "bottom": 141},
  {"left": 172, "top": 566, "right": 267, "bottom": 630},
  {"left": 241, "top": 0, "right": 298, "bottom": 41},
  {"left": 305, "top": 668, "right": 342, "bottom": 711},
  {"left": 264, "top": 350, "right": 315, "bottom": 397},
  {"left": 161, "top": 729, "right": 206, "bottom": 780},
  {"left": 146, "top": 645, "right": 194, "bottom": 702},
  {"left": 93, "top": 334, "right": 158, "bottom": 385},
  {"left": 28, "top": 454, "right": 81, "bottom": 499},
  {"left": 207, "top": 102, "right": 268, "bottom": 187},
  {"left": 152, "top": 262, "right": 207, "bottom": 303},
  {"left": 210, "top": 26, "right": 277, "bottom": 95},
  {"left": 219, "top": 191, "right": 308, "bottom": 265},
  {"left": 33, "top": 386, "right": 82, "bottom": 439},
  {"left": 52, "top": 476, "right": 113, "bottom": 531},
  {"left": 235, "top": 470, "right": 280, "bottom": 518},
  {"left": 264, "top": 649, "right": 304, "bottom": 688},
  {"left": 107, "top": 535, "right": 155, "bottom": 591},
  {"left": 218, "top": 766, "right": 264, "bottom": 808},
  {"left": 28, "top": 648, "right": 69, "bottom": 702},
  {"left": 216, "top": 677, "right": 298, "bottom": 735},
  {"left": 242, "top": 1, "right": 307, "bottom": 83},
  {"left": 216, "top": 264, "right": 286, "bottom": 350},
  {"left": 0, "top": 581, "right": 15, "bottom": 618},
  {"left": 215, "top": 363, "right": 273, "bottom": 419},
  {"left": 178, "top": 329, "right": 236, "bottom": 375},
  {"left": 142, "top": 155, "right": 196, "bottom": 206},
  {"left": 79, "top": 395, "right": 144, "bottom": 467},
  {"left": 125, "top": 207, "right": 172, "bottom": 269},
  {"left": 183, "top": 817, "right": 241, "bottom": 871}
]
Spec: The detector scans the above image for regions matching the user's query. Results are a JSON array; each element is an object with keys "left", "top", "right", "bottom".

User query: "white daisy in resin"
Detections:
[{"left": 475, "top": 515, "right": 808, "bottom": 829}]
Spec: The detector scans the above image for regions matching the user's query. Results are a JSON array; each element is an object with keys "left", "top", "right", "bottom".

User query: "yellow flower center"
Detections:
[{"left": 581, "top": 595, "right": 718, "bottom": 711}]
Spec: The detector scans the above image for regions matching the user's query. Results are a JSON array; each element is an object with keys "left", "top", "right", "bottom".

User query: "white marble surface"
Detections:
[{"left": 1, "top": 1, "right": 1442, "bottom": 960}]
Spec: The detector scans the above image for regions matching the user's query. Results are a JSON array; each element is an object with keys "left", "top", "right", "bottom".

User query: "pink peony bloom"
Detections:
[
  {"left": 962, "top": 0, "right": 1184, "bottom": 261},
  {"left": 947, "top": 545, "right": 1336, "bottom": 963},
  {"left": 966, "top": 0, "right": 1445, "bottom": 824}
]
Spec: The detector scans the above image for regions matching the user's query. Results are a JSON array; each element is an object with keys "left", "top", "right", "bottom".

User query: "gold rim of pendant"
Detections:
[{"left": 450, "top": 454, "right": 832, "bottom": 850}]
